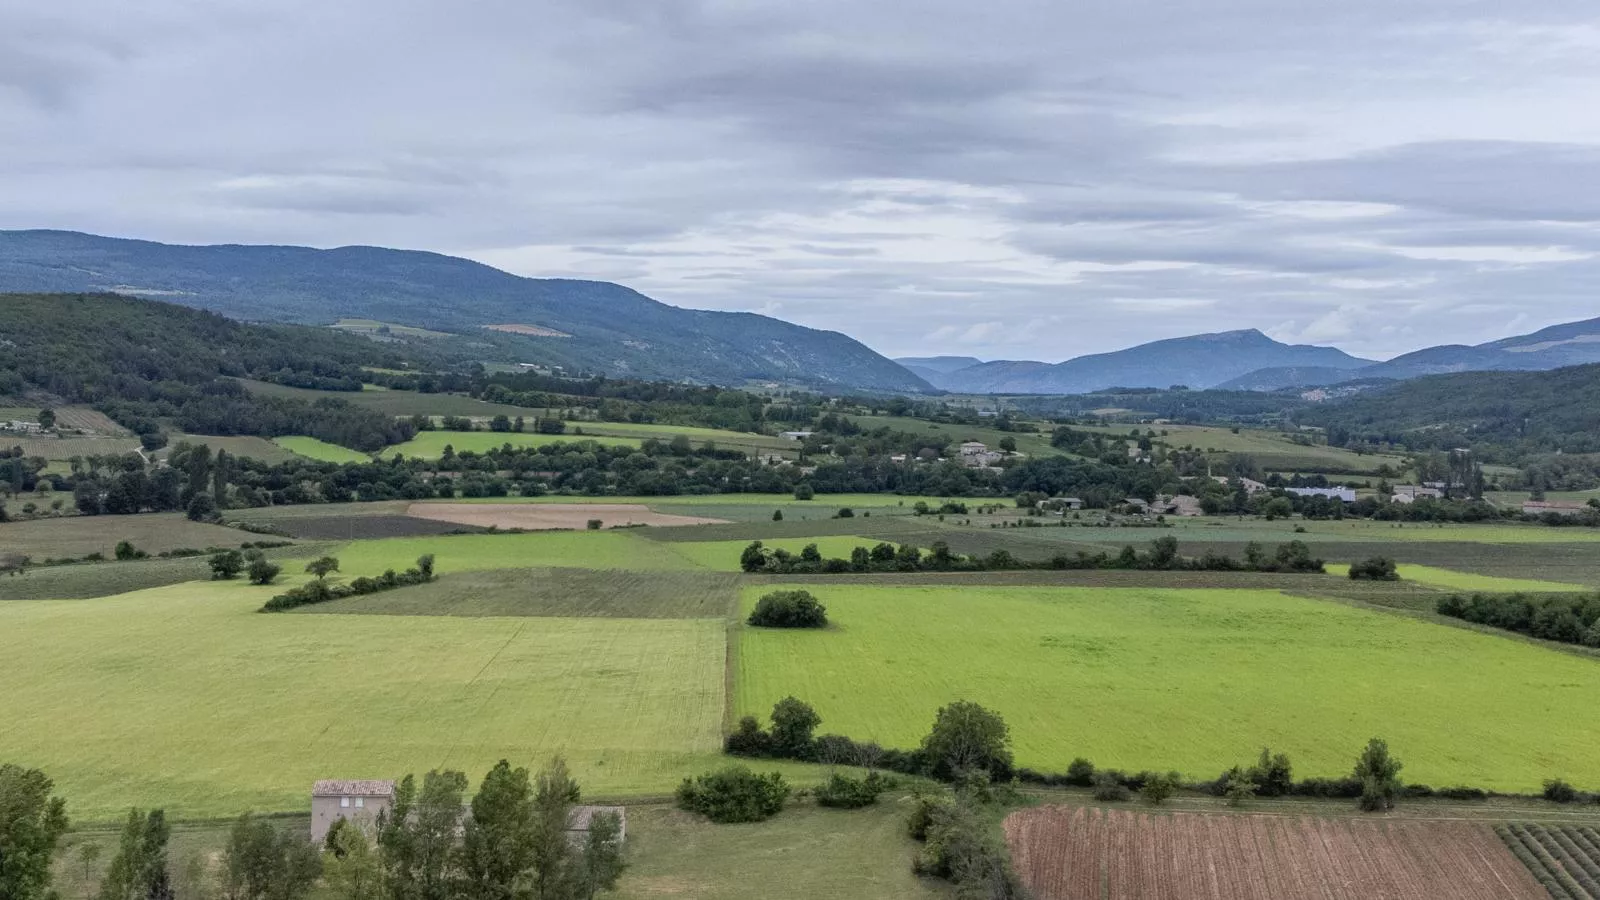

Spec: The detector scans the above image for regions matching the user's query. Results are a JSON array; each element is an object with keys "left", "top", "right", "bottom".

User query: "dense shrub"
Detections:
[
  {"left": 1437, "top": 591, "right": 1600, "bottom": 648},
  {"left": 814, "top": 771, "right": 894, "bottom": 809},
  {"left": 1092, "top": 773, "right": 1131, "bottom": 802},
  {"left": 1348, "top": 556, "right": 1399, "bottom": 581},
  {"left": 247, "top": 558, "right": 282, "bottom": 586},
  {"left": 1544, "top": 779, "right": 1583, "bottom": 804},
  {"left": 1065, "top": 757, "right": 1096, "bottom": 787},
  {"left": 747, "top": 590, "right": 828, "bottom": 628},
  {"left": 209, "top": 550, "right": 244, "bottom": 580},
  {"left": 675, "top": 766, "right": 790, "bottom": 823},
  {"left": 909, "top": 794, "right": 1027, "bottom": 899},
  {"left": 921, "top": 701, "right": 1013, "bottom": 781},
  {"left": 738, "top": 537, "right": 1323, "bottom": 576}
]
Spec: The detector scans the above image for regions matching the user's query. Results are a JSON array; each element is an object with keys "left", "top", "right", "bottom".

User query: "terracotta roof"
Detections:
[{"left": 313, "top": 779, "right": 396, "bottom": 797}]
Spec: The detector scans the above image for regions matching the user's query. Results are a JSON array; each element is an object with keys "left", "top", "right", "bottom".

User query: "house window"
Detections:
[
  {"left": 355, "top": 797, "right": 365, "bottom": 808},
  {"left": 341, "top": 797, "right": 350, "bottom": 808}
]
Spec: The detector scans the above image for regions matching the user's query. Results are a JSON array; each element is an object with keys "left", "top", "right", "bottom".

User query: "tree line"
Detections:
[
  {"left": 0, "top": 757, "right": 623, "bottom": 900},
  {"left": 1436, "top": 592, "right": 1600, "bottom": 648},
  {"left": 738, "top": 536, "right": 1326, "bottom": 575}
]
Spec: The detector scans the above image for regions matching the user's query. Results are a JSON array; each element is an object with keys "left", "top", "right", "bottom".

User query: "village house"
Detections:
[
  {"left": 957, "top": 441, "right": 1004, "bottom": 467},
  {"left": 1391, "top": 485, "right": 1443, "bottom": 504},
  {"left": 1152, "top": 494, "right": 1204, "bottom": 517},
  {"left": 311, "top": 780, "right": 626, "bottom": 845},
  {"left": 1212, "top": 475, "right": 1267, "bottom": 494}
]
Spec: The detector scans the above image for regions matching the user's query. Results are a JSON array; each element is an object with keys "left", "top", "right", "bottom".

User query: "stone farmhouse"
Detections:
[{"left": 311, "top": 780, "right": 626, "bottom": 845}]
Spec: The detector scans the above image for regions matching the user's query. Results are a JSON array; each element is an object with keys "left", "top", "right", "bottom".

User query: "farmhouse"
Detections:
[
  {"left": 1, "top": 419, "right": 42, "bottom": 434},
  {"left": 1286, "top": 486, "right": 1356, "bottom": 503},
  {"left": 1392, "top": 485, "right": 1443, "bottom": 504},
  {"left": 1523, "top": 499, "right": 1592, "bottom": 517},
  {"left": 778, "top": 431, "right": 814, "bottom": 441},
  {"left": 311, "top": 780, "right": 627, "bottom": 845},
  {"left": 958, "top": 441, "right": 1004, "bottom": 467},
  {"left": 1152, "top": 494, "right": 1204, "bottom": 517},
  {"left": 312, "top": 780, "right": 395, "bottom": 843}
]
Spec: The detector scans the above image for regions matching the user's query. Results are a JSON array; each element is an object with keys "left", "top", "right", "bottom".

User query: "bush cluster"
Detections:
[
  {"left": 746, "top": 590, "right": 828, "bottom": 628},
  {"left": 261, "top": 555, "right": 436, "bottom": 612},
  {"left": 908, "top": 793, "right": 1027, "bottom": 899},
  {"left": 814, "top": 771, "right": 895, "bottom": 809},
  {"left": 1437, "top": 591, "right": 1600, "bottom": 647},
  {"left": 1347, "top": 556, "right": 1399, "bottom": 581},
  {"left": 739, "top": 536, "right": 1324, "bottom": 576},
  {"left": 675, "top": 766, "right": 790, "bottom": 823}
]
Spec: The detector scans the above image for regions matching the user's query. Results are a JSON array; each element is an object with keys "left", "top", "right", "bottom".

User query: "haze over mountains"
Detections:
[
  {"left": 0, "top": 230, "right": 930, "bottom": 394},
  {"left": 901, "top": 319, "right": 1600, "bottom": 395}
]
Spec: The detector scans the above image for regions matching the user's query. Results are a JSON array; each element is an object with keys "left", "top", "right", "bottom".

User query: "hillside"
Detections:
[
  {"left": 1361, "top": 316, "right": 1600, "bottom": 381},
  {"left": 1215, "top": 366, "right": 1371, "bottom": 392},
  {"left": 0, "top": 230, "right": 929, "bottom": 393},
  {"left": 919, "top": 330, "right": 1370, "bottom": 394},
  {"left": 1310, "top": 363, "right": 1600, "bottom": 454}
]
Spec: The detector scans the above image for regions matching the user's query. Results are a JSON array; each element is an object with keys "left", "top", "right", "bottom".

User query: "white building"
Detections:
[{"left": 1286, "top": 487, "right": 1356, "bottom": 503}]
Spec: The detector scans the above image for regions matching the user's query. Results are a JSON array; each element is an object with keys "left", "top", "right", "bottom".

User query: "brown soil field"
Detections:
[
  {"left": 406, "top": 503, "right": 728, "bottom": 530},
  {"left": 1005, "top": 806, "right": 1546, "bottom": 900}
]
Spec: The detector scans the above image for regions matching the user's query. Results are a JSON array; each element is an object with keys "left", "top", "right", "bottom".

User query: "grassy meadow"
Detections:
[
  {"left": 734, "top": 583, "right": 1600, "bottom": 792},
  {"left": 324, "top": 530, "right": 708, "bottom": 575},
  {"left": 0, "top": 578, "right": 727, "bottom": 820},
  {"left": 387, "top": 430, "right": 642, "bottom": 457},
  {"left": 1325, "top": 563, "right": 1591, "bottom": 593},
  {"left": 272, "top": 435, "right": 374, "bottom": 463}
]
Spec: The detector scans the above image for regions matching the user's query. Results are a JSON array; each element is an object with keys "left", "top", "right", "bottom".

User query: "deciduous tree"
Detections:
[{"left": 0, "top": 764, "right": 70, "bottom": 900}]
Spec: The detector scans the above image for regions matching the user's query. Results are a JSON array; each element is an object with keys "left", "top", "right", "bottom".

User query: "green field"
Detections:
[
  {"left": 735, "top": 583, "right": 1600, "bottom": 792},
  {"left": 271, "top": 435, "right": 374, "bottom": 463},
  {"left": 1325, "top": 563, "right": 1591, "bottom": 593},
  {"left": 0, "top": 579, "right": 727, "bottom": 820},
  {"left": 422, "top": 493, "right": 1003, "bottom": 509},
  {"left": 387, "top": 430, "right": 642, "bottom": 458},
  {"left": 299, "top": 568, "right": 741, "bottom": 618},
  {"left": 168, "top": 434, "right": 303, "bottom": 465},
  {"left": 332, "top": 318, "right": 456, "bottom": 339},
  {"left": 1161, "top": 517, "right": 1600, "bottom": 544},
  {"left": 0, "top": 512, "right": 264, "bottom": 560},
  {"left": 324, "top": 529, "right": 707, "bottom": 575}
]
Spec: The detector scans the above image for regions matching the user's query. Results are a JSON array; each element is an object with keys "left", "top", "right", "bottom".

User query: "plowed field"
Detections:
[{"left": 1005, "top": 807, "right": 1546, "bottom": 900}]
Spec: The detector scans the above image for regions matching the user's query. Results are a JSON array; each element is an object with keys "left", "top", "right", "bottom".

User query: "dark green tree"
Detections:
[
  {"left": 575, "top": 811, "right": 625, "bottom": 900},
  {"left": 530, "top": 757, "right": 582, "bottom": 900},
  {"left": 1353, "top": 738, "right": 1403, "bottom": 811},
  {"left": 209, "top": 550, "right": 245, "bottom": 580},
  {"left": 246, "top": 559, "right": 282, "bottom": 586},
  {"left": 220, "top": 812, "right": 322, "bottom": 900},
  {"left": 460, "top": 761, "right": 536, "bottom": 900},
  {"left": 378, "top": 771, "right": 469, "bottom": 900},
  {"left": 97, "top": 809, "right": 170, "bottom": 900},
  {"left": 768, "top": 698, "right": 821, "bottom": 757},
  {"left": 920, "top": 701, "right": 1013, "bottom": 781},
  {"left": 305, "top": 557, "right": 341, "bottom": 581},
  {"left": 0, "top": 764, "right": 70, "bottom": 900}
]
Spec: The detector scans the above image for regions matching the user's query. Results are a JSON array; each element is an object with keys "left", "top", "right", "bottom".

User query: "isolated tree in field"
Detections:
[
  {"left": 921, "top": 701, "right": 1014, "bottom": 781},
  {"left": 0, "top": 764, "right": 70, "bottom": 900},
  {"left": 747, "top": 590, "right": 827, "bottom": 628},
  {"left": 1353, "top": 738, "right": 1403, "bottom": 812},
  {"left": 221, "top": 812, "right": 322, "bottom": 900},
  {"left": 1348, "top": 556, "right": 1399, "bottom": 581},
  {"left": 460, "top": 760, "right": 537, "bottom": 900},
  {"left": 305, "top": 556, "right": 341, "bottom": 581},
  {"left": 998, "top": 436, "right": 1017, "bottom": 453},
  {"left": 768, "top": 697, "right": 821, "bottom": 758},
  {"left": 771, "top": 509, "right": 782, "bottom": 521},
  {"left": 209, "top": 550, "right": 245, "bottom": 580},
  {"left": 416, "top": 554, "right": 435, "bottom": 579},
  {"left": 377, "top": 770, "right": 468, "bottom": 900},
  {"left": 114, "top": 540, "right": 143, "bottom": 561},
  {"left": 36, "top": 408, "right": 55, "bottom": 430},
  {"left": 793, "top": 482, "right": 814, "bottom": 501},
  {"left": 247, "top": 558, "right": 282, "bottom": 586},
  {"left": 97, "top": 808, "right": 170, "bottom": 900}
]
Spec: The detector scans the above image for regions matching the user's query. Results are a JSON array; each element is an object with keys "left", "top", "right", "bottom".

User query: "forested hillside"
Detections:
[
  {"left": 0, "top": 293, "right": 423, "bottom": 450},
  {"left": 0, "top": 230, "right": 930, "bottom": 393}
]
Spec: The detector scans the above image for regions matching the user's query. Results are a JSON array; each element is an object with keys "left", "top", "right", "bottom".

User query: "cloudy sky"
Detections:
[{"left": 5, "top": 1, "right": 1600, "bottom": 362}]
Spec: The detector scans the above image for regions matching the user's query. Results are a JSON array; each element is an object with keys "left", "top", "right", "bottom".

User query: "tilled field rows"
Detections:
[
  {"left": 1498, "top": 822, "right": 1600, "bottom": 899},
  {"left": 1005, "top": 806, "right": 1547, "bottom": 900}
]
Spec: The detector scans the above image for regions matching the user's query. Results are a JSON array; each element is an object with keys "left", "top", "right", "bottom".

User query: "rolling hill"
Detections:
[{"left": 0, "top": 230, "right": 929, "bottom": 394}]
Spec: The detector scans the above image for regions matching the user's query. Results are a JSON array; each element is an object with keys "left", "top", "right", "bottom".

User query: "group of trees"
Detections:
[
  {"left": 261, "top": 555, "right": 435, "bottom": 612},
  {"left": 0, "top": 758, "right": 624, "bottom": 900},
  {"left": 745, "top": 590, "right": 828, "bottom": 628},
  {"left": 738, "top": 537, "right": 1325, "bottom": 576},
  {"left": 1437, "top": 592, "right": 1600, "bottom": 648}
]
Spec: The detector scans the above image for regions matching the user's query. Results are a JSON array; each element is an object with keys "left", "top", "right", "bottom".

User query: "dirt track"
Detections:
[
  {"left": 406, "top": 503, "right": 728, "bottom": 530},
  {"left": 1005, "top": 806, "right": 1546, "bottom": 900}
]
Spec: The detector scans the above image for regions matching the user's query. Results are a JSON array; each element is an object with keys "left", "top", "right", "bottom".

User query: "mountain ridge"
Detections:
[{"left": 0, "top": 229, "right": 931, "bottom": 394}]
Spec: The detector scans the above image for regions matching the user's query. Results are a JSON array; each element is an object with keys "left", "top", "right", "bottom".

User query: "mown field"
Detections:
[
  {"left": 0, "top": 578, "right": 728, "bottom": 820},
  {"left": 387, "top": 430, "right": 642, "bottom": 457},
  {"left": 272, "top": 435, "right": 374, "bottom": 463},
  {"left": 1324, "top": 563, "right": 1590, "bottom": 593},
  {"left": 735, "top": 583, "right": 1600, "bottom": 791},
  {"left": 326, "top": 530, "right": 705, "bottom": 574},
  {"left": 169, "top": 434, "right": 303, "bottom": 465}
]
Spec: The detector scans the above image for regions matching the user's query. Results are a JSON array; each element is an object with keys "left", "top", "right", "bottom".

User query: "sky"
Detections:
[{"left": 5, "top": 1, "right": 1600, "bottom": 363}]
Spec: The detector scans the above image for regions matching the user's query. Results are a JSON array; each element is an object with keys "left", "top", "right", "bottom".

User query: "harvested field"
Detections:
[
  {"left": 0, "top": 513, "right": 263, "bottom": 559},
  {"left": 8, "top": 435, "right": 142, "bottom": 460},
  {"left": 408, "top": 502, "right": 728, "bottom": 530},
  {"left": 1006, "top": 807, "right": 1546, "bottom": 900},
  {"left": 296, "top": 567, "right": 741, "bottom": 618},
  {"left": 484, "top": 322, "right": 572, "bottom": 337}
]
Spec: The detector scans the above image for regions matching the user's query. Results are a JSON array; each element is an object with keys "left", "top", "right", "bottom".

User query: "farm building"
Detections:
[
  {"left": 312, "top": 780, "right": 396, "bottom": 843},
  {"left": 1523, "top": 500, "right": 1592, "bottom": 517},
  {"left": 1, "top": 420, "right": 43, "bottom": 434},
  {"left": 1286, "top": 486, "right": 1356, "bottom": 502},
  {"left": 1213, "top": 475, "right": 1267, "bottom": 494},
  {"left": 1392, "top": 485, "right": 1443, "bottom": 504},
  {"left": 778, "top": 431, "right": 814, "bottom": 441},
  {"left": 311, "top": 779, "right": 626, "bottom": 845},
  {"left": 1152, "top": 495, "right": 1204, "bottom": 517}
]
